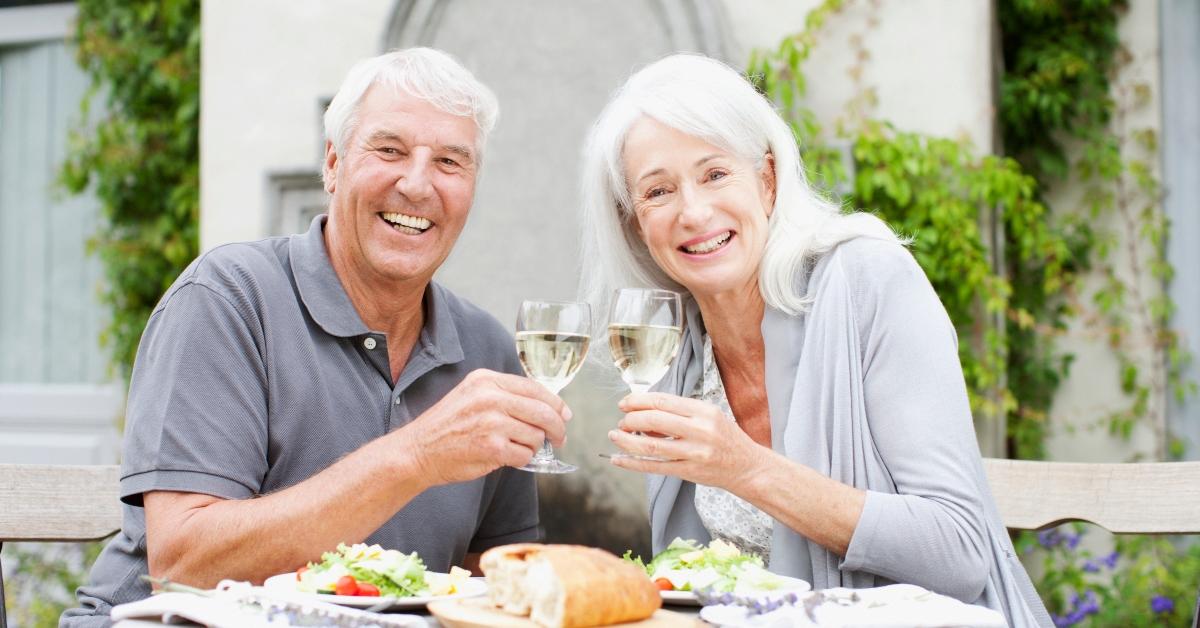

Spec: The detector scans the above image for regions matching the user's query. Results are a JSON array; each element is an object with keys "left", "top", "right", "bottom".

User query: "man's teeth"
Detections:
[
  {"left": 684, "top": 231, "right": 732, "bottom": 253},
  {"left": 381, "top": 212, "right": 432, "bottom": 232}
]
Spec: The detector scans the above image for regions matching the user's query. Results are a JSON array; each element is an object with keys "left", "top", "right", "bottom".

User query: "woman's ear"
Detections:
[{"left": 761, "top": 152, "right": 777, "bottom": 216}]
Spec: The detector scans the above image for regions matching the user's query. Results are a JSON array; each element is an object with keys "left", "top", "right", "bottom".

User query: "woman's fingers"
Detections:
[
  {"left": 619, "top": 392, "right": 711, "bottom": 416},
  {"left": 608, "top": 428, "right": 690, "bottom": 461},
  {"left": 617, "top": 409, "right": 693, "bottom": 438}
]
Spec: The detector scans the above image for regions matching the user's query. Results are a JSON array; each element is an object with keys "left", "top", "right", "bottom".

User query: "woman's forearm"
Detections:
[{"left": 733, "top": 448, "right": 866, "bottom": 556}]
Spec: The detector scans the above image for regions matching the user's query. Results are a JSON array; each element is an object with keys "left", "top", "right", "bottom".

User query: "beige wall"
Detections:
[
  {"left": 1047, "top": 0, "right": 1164, "bottom": 462},
  {"left": 200, "top": 0, "right": 392, "bottom": 248},
  {"left": 201, "top": 0, "right": 997, "bottom": 249},
  {"left": 723, "top": 0, "right": 995, "bottom": 152}
]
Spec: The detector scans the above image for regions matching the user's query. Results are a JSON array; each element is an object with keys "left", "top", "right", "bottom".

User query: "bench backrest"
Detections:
[
  {"left": 983, "top": 458, "right": 1200, "bottom": 534},
  {"left": 0, "top": 463, "right": 122, "bottom": 542}
]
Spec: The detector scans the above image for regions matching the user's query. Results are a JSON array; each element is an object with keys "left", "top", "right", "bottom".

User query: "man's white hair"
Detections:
[
  {"left": 323, "top": 47, "right": 498, "bottom": 174},
  {"left": 578, "top": 53, "right": 899, "bottom": 330}
]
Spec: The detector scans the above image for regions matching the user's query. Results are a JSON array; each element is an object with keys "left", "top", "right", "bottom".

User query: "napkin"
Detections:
[
  {"left": 699, "top": 584, "right": 1008, "bottom": 627},
  {"left": 110, "top": 587, "right": 427, "bottom": 628}
]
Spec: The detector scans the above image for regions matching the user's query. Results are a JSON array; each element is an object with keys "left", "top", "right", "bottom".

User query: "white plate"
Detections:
[
  {"left": 262, "top": 572, "right": 486, "bottom": 610},
  {"left": 659, "top": 575, "right": 812, "bottom": 606}
]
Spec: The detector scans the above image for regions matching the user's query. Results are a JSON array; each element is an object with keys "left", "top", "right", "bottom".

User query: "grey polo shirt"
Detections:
[{"left": 62, "top": 215, "right": 537, "bottom": 626}]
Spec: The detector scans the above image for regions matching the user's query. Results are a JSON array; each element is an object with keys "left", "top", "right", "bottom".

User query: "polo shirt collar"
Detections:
[{"left": 289, "top": 215, "right": 464, "bottom": 364}]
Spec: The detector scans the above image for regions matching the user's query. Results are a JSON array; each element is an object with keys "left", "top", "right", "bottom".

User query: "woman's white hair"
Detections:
[
  {"left": 323, "top": 47, "right": 498, "bottom": 173},
  {"left": 578, "top": 53, "right": 899, "bottom": 328}
]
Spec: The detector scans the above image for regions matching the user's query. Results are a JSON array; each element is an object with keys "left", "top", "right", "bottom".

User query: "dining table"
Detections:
[{"left": 107, "top": 579, "right": 1009, "bottom": 627}]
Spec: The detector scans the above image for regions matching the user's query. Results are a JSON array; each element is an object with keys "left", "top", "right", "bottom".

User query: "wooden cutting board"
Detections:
[{"left": 426, "top": 596, "right": 702, "bottom": 627}]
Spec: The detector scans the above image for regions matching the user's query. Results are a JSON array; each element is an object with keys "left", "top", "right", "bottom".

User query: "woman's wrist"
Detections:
[{"left": 728, "top": 443, "right": 780, "bottom": 503}]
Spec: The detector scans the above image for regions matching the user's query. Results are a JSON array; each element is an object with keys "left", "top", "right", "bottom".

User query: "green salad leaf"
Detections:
[
  {"left": 299, "top": 543, "right": 429, "bottom": 597},
  {"left": 624, "top": 538, "right": 786, "bottom": 593}
]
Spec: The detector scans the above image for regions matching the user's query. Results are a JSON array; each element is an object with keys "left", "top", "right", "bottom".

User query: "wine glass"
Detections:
[
  {"left": 607, "top": 289, "right": 683, "bottom": 460},
  {"left": 514, "top": 300, "right": 591, "bottom": 474}
]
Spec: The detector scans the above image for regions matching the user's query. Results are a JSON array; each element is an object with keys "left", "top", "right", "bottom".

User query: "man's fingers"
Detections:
[
  {"left": 505, "top": 440, "right": 539, "bottom": 468},
  {"left": 491, "top": 372, "right": 572, "bottom": 420},
  {"left": 501, "top": 414, "right": 551, "bottom": 452},
  {"left": 494, "top": 391, "right": 567, "bottom": 446}
]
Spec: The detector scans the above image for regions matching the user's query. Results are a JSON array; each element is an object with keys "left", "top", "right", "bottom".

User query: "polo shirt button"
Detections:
[
  {"left": 394, "top": 398, "right": 402, "bottom": 405},
  {"left": 363, "top": 337, "right": 377, "bottom": 350}
]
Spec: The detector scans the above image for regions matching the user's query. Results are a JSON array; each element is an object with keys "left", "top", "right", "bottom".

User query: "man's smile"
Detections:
[{"left": 380, "top": 211, "right": 433, "bottom": 235}]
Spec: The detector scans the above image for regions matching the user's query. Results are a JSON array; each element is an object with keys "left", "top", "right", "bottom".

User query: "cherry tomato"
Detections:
[
  {"left": 356, "top": 582, "right": 381, "bottom": 597},
  {"left": 654, "top": 578, "right": 674, "bottom": 591},
  {"left": 334, "top": 575, "right": 359, "bottom": 596},
  {"left": 295, "top": 566, "right": 308, "bottom": 582}
]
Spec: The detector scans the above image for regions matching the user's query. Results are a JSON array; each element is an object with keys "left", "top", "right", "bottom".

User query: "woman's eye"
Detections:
[
  {"left": 706, "top": 169, "right": 728, "bottom": 181},
  {"left": 645, "top": 187, "right": 668, "bottom": 199}
]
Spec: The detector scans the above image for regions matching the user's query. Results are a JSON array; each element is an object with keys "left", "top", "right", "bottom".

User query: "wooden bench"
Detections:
[
  {"left": 3, "top": 460, "right": 1198, "bottom": 625},
  {"left": 0, "top": 463, "right": 121, "bottom": 626},
  {"left": 984, "top": 458, "right": 1200, "bottom": 627}
]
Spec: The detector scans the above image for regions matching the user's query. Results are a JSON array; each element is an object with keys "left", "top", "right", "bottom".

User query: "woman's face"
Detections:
[{"left": 622, "top": 117, "right": 775, "bottom": 300}]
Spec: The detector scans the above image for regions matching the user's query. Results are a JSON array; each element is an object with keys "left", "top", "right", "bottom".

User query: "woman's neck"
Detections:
[{"left": 693, "top": 281, "right": 766, "bottom": 365}]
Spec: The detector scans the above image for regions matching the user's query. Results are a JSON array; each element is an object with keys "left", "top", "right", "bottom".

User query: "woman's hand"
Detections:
[{"left": 608, "top": 392, "right": 767, "bottom": 490}]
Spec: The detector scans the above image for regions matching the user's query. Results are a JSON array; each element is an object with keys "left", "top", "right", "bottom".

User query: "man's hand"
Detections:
[{"left": 397, "top": 369, "right": 571, "bottom": 486}]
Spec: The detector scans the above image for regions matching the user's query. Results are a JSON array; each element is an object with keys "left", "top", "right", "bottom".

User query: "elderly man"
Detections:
[{"left": 62, "top": 48, "right": 567, "bottom": 625}]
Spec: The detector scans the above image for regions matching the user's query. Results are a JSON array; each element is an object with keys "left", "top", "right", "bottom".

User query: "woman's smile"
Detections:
[{"left": 678, "top": 230, "right": 736, "bottom": 257}]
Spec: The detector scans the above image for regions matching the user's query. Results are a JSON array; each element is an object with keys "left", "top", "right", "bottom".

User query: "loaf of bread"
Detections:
[{"left": 480, "top": 543, "right": 662, "bottom": 628}]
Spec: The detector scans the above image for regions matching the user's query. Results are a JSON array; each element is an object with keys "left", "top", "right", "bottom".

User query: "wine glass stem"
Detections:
[
  {"left": 532, "top": 439, "right": 556, "bottom": 463},
  {"left": 532, "top": 381, "right": 564, "bottom": 463}
]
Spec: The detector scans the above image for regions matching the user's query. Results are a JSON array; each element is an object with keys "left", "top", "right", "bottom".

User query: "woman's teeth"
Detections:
[
  {"left": 683, "top": 231, "right": 732, "bottom": 254},
  {"left": 381, "top": 212, "right": 431, "bottom": 233}
]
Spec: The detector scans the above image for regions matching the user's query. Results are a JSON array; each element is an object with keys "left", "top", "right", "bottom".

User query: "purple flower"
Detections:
[
  {"left": 1101, "top": 551, "right": 1120, "bottom": 569},
  {"left": 1082, "top": 560, "right": 1099, "bottom": 573},
  {"left": 1151, "top": 595, "right": 1174, "bottom": 614},
  {"left": 1079, "top": 591, "right": 1099, "bottom": 615},
  {"left": 1053, "top": 614, "right": 1075, "bottom": 627},
  {"left": 1066, "top": 533, "right": 1082, "bottom": 549},
  {"left": 1038, "top": 529, "right": 1063, "bottom": 548}
]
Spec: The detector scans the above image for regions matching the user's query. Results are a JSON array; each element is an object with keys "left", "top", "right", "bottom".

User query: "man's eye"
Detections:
[
  {"left": 379, "top": 147, "right": 401, "bottom": 155},
  {"left": 706, "top": 170, "right": 728, "bottom": 181},
  {"left": 438, "top": 157, "right": 461, "bottom": 168}
]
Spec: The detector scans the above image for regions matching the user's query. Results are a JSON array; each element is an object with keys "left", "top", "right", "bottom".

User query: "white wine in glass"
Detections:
[
  {"left": 515, "top": 332, "right": 590, "bottom": 395},
  {"left": 608, "top": 323, "right": 683, "bottom": 394},
  {"left": 515, "top": 300, "right": 591, "bottom": 474},
  {"left": 607, "top": 289, "right": 683, "bottom": 461}
]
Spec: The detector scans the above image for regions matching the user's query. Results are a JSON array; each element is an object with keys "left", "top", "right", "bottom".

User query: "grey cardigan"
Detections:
[{"left": 646, "top": 237, "right": 1052, "bottom": 627}]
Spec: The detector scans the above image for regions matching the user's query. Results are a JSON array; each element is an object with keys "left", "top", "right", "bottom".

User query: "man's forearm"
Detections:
[{"left": 146, "top": 430, "right": 431, "bottom": 588}]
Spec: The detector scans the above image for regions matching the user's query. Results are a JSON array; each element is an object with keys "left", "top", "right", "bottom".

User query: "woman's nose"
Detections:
[{"left": 677, "top": 185, "right": 713, "bottom": 227}]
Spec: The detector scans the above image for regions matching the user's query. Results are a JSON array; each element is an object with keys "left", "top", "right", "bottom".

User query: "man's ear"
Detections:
[
  {"left": 322, "top": 140, "right": 338, "bottom": 194},
  {"left": 761, "top": 152, "right": 777, "bottom": 216}
]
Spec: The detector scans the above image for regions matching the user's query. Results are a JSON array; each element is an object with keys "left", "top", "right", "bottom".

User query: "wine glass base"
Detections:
[{"left": 517, "top": 458, "right": 577, "bottom": 474}]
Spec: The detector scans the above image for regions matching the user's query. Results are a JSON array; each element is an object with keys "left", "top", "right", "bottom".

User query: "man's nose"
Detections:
[{"left": 395, "top": 152, "right": 434, "bottom": 202}]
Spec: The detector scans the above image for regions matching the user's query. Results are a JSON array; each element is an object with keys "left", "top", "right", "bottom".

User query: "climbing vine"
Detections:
[
  {"left": 60, "top": 0, "right": 201, "bottom": 380},
  {"left": 749, "top": 1, "right": 1196, "bottom": 623}
]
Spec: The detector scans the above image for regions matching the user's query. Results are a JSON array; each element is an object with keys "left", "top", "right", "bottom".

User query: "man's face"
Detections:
[{"left": 323, "top": 85, "right": 479, "bottom": 287}]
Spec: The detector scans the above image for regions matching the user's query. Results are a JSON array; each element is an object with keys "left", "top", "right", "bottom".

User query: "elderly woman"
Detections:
[{"left": 578, "top": 54, "right": 1051, "bottom": 627}]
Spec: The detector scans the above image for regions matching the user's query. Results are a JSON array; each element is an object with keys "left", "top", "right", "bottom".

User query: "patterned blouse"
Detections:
[{"left": 690, "top": 334, "right": 774, "bottom": 563}]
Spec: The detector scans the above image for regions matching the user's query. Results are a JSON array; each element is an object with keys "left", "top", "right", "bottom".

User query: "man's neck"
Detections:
[{"left": 324, "top": 231, "right": 427, "bottom": 384}]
